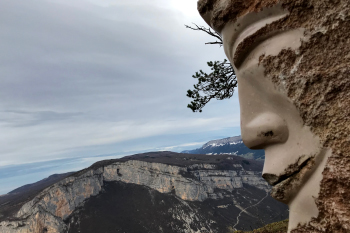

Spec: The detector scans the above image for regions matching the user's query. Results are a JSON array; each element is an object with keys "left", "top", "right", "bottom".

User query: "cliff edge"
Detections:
[{"left": 0, "top": 152, "right": 288, "bottom": 233}]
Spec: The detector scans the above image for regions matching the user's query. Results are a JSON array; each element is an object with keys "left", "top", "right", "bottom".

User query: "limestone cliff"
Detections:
[{"left": 0, "top": 152, "right": 286, "bottom": 233}]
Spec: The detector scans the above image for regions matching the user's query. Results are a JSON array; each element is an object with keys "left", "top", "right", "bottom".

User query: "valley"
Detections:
[{"left": 0, "top": 151, "right": 288, "bottom": 233}]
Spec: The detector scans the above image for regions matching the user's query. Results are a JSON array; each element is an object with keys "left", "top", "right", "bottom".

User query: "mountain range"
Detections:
[
  {"left": 182, "top": 136, "right": 265, "bottom": 160},
  {"left": 0, "top": 139, "right": 287, "bottom": 233}
]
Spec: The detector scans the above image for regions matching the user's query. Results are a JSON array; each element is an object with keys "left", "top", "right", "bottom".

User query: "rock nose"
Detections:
[{"left": 241, "top": 112, "right": 289, "bottom": 149}]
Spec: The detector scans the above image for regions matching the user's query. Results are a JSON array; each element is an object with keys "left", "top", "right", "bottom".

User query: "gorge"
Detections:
[{"left": 0, "top": 152, "right": 288, "bottom": 233}]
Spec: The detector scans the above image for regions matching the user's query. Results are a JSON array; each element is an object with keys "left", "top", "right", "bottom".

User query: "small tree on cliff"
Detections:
[{"left": 185, "top": 24, "right": 237, "bottom": 113}]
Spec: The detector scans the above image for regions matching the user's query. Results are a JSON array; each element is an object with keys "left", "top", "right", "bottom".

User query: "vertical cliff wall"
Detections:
[{"left": 0, "top": 155, "right": 273, "bottom": 233}]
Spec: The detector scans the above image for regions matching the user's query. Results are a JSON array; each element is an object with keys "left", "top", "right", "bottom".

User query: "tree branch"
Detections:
[{"left": 185, "top": 23, "right": 223, "bottom": 46}]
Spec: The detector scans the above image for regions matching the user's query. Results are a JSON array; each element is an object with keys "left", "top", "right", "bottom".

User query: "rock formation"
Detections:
[
  {"left": 0, "top": 152, "right": 287, "bottom": 233},
  {"left": 197, "top": 0, "right": 350, "bottom": 232}
]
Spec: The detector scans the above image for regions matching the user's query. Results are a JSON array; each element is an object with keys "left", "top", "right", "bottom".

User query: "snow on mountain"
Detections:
[
  {"left": 182, "top": 136, "right": 265, "bottom": 160},
  {"left": 202, "top": 136, "right": 243, "bottom": 149}
]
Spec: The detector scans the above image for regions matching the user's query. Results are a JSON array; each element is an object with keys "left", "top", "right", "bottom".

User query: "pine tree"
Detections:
[{"left": 185, "top": 24, "right": 237, "bottom": 112}]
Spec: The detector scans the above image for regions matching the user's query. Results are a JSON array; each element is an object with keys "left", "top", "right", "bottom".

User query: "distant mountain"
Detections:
[
  {"left": 8, "top": 173, "right": 74, "bottom": 195},
  {"left": 0, "top": 152, "right": 287, "bottom": 233},
  {"left": 0, "top": 172, "right": 73, "bottom": 222},
  {"left": 182, "top": 136, "right": 265, "bottom": 160}
]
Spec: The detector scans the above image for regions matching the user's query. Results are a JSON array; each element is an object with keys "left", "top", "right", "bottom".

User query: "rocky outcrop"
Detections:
[
  {"left": 0, "top": 157, "right": 270, "bottom": 233},
  {"left": 104, "top": 160, "right": 269, "bottom": 201},
  {"left": 192, "top": 169, "right": 270, "bottom": 193}
]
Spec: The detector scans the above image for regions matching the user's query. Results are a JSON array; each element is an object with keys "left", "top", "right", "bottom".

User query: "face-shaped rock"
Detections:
[{"left": 198, "top": 0, "right": 350, "bottom": 232}]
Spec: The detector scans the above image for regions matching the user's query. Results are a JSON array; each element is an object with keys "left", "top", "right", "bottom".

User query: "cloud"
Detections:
[
  {"left": 158, "top": 142, "right": 207, "bottom": 151},
  {"left": 0, "top": 0, "right": 240, "bottom": 172},
  {"left": 0, "top": 110, "right": 82, "bottom": 127}
]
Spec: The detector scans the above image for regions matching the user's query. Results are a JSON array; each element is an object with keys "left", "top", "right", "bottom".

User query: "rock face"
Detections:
[
  {"left": 104, "top": 160, "right": 269, "bottom": 201},
  {"left": 0, "top": 152, "right": 288, "bottom": 233},
  {"left": 197, "top": 0, "right": 350, "bottom": 232},
  {"left": 258, "top": 3, "right": 350, "bottom": 231}
]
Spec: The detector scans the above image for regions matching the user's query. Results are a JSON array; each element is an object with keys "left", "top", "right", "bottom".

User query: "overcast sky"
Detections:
[{"left": 0, "top": 0, "right": 241, "bottom": 194}]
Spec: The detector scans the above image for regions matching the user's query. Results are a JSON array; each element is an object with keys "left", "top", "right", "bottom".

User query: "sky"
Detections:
[{"left": 0, "top": 0, "right": 241, "bottom": 194}]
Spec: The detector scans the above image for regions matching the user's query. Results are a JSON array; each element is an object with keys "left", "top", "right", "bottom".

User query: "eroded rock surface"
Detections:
[
  {"left": 258, "top": 1, "right": 350, "bottom": 232},
  {"left": 197, "top": 0, "right": 350, "bottom": 232}
]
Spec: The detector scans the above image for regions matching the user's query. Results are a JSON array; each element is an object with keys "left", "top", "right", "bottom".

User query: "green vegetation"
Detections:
[
  {"left": 185, "top": 24, "right": 237, "bottom": 113},
  {"left": 227, "top": 219, "right": 289, "bottom": 233}
]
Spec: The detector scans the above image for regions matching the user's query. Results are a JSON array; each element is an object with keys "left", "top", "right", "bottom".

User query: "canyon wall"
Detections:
[{"left": 0, "top": 159, "right": 270, "bottom": 233}]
